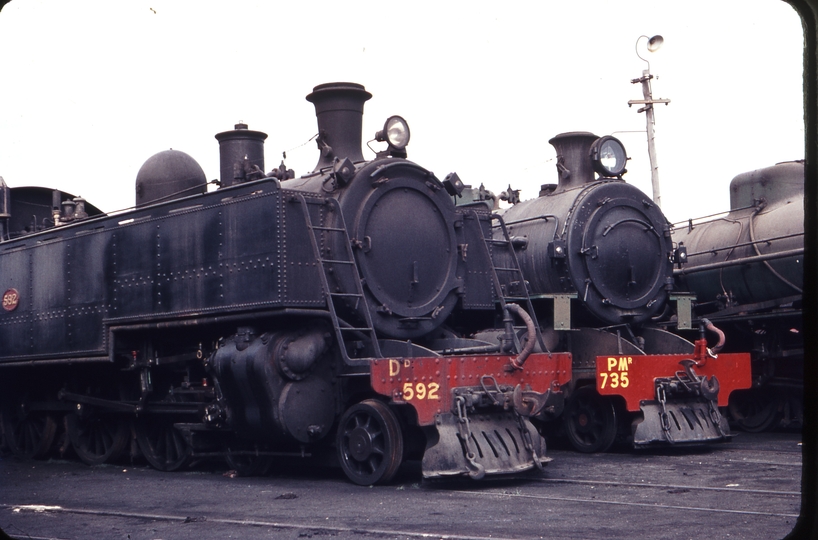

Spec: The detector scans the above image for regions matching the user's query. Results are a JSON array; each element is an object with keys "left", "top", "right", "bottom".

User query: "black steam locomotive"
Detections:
[
  {"left": 670, "top": 161, "right": 804, "bottom": 432},
  {"left": 467, "top": 132, "right": 753, "bottom": 452},
  {"left": 0, "top": 83, "right": 570, "bottom": 485}
]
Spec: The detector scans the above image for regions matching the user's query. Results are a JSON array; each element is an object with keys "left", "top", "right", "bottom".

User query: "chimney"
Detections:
[
  {"left": 549, "top": 132, "right": 598, "bottom": 191},
  {"left": 306, "top": 82, "right": 372, "bottom": 172}
]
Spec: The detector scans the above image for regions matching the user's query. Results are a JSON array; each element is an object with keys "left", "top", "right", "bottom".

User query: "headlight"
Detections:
[
  {"left": 590, "top": 136, "right": 628, "bottom": 177},
  {"left": 385, "top": 116, "right": 410, "bottom": 148},
  {"left": 375, "top": 116, "right": 410, "bottom": 154}
]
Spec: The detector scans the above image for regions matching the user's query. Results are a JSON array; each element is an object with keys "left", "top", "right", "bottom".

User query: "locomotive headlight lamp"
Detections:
[
  {"left": 590, "top": 136, "right": 628, "bottom": 177},
  {"left": 376, "top": 116, "right": 410, "bottom": 151}
]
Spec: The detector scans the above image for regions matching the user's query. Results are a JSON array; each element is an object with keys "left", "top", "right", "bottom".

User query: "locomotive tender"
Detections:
[
  {"left": 0, "top": 82, "right": 570, "bottom": 485},
  {"left": 671, "top": 161, "right": 804, "bottom": 432},
  {"left": 478, "top": 132, "right": 752, "bottom": 452}
]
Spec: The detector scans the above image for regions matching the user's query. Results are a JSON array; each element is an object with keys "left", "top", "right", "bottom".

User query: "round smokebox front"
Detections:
[
  {"left": 350, "top": 163, "right": 460, "bottom": 339},
  {"left": 566, "top": 182, "right": 672, "bottom": 324}
]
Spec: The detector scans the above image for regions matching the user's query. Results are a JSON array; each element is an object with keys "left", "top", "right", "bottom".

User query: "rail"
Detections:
[{"left": 673, "top": 248, "right": 804, "bottom": 276}]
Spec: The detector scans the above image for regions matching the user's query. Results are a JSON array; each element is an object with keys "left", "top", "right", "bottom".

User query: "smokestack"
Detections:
[
  {"left": 215, "top": 123, "right": 268, "bottom": 188},
  {"left": 549, "top": 132, "right": 598, "bottom": 191},
  {"left": 306, "top": 82, "right": 372, "bottom": 172}
]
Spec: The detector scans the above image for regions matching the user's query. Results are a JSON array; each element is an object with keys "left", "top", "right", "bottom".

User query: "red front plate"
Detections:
[
  {"left": 595, "top": 347, "right": 752, "bottom": 412},
  {"left": 370, "top": 352, "right": 572, "bottom": 425}
]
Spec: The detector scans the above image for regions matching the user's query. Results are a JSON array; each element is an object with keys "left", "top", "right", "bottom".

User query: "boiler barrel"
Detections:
[
  {"left": 500, "top": 180, "right": 674, "bottom": 325},
  {"left": 673, "top": 161, "right": 804, "bottom": 307}
]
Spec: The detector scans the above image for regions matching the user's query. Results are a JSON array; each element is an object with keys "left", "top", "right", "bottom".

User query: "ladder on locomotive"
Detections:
[
  {"left": 469, "top": 210, "right": 547, "bottom": 353},
  {"left": 296, "top": 194, "right": 382, "bottom": 364}
]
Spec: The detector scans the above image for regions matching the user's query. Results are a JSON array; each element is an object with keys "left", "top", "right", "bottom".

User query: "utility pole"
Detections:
[{"left": 628, "top": 35, "right": 670, "bottom": 208}]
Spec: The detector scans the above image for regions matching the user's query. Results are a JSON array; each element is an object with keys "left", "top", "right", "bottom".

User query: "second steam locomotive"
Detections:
[{"left": 468, "top": 131, "right": 752, "bottom": 452}]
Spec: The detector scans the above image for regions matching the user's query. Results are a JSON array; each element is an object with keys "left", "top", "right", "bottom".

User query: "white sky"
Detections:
[{"left": 0, "top": 0, "right": 805, "bottom": 223}]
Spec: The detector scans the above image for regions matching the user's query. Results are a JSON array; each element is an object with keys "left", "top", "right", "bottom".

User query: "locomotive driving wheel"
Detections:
[
  {"left": 66, "top": 406, "right": 130, "bottom": 466},
  {"left": 135, "top": 418, "right": 192, "bottom": 472},
  {"left": 563, "top": 386, "right": 617, "bottom": 453},
  {"left": 1, "top": 398, "right": 58, "bottom": 459},
  {"left": 728, "top": 387, "right": 782, "bottom": 433},
  {"left": 336, "top": 399, "right": 404, "bottom": 486}
]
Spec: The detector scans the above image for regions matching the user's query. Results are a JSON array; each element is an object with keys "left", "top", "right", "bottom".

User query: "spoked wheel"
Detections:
[
  {"left": 728, "top": 387, "right": 782, "bottom": 433},
  {"left": 135, "top": 418, "right": 191, "bottom": 472},
  {"left": 66, "top": 407, "right": 130, "bottom": 466},
  {"left": 1, "top": 401, "right": 58, "bottom": 459},
  {"left": 336, "top": 399, "right": 403, "bottom": 486},
  {"left": 224, "top": 447, "right": 274, "bottom": 477},
  {"left": 563, "top": 386, "right": 617, "bottom": 453}
]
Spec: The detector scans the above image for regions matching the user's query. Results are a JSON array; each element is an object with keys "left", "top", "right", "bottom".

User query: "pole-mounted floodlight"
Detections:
[
  {"left": 629, "top": 35, "right": 669, "bottom": 208},
  {"left": 647, "top": 35, "right": 664, "bottom": 51},
  {"left": 635, "top": 35, "right": 664, "bottom": 70}
]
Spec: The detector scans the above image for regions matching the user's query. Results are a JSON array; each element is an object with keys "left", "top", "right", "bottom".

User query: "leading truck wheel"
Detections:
[
  {"left": 336, "top": 400, "right": 404, "bottom": 486},
  {"left": 563, "top": 386, "right": 617, "bottom": 453},
  {"left": 1, "top": 400, "right": 57, "bottom": 459}
]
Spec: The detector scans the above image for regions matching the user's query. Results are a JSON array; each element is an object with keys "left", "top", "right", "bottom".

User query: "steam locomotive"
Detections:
[
  {"left": 0, "top": 83, "right": 570, "bottom": 485},
  {"left": 465, "top": 132, "right": 753, "bottom": 452},
  {"left": 670, "top": 161, "right": 804, "bottom": 432}
]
